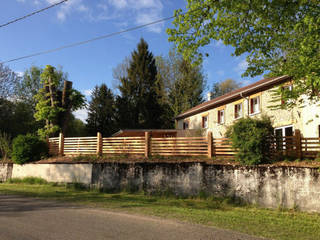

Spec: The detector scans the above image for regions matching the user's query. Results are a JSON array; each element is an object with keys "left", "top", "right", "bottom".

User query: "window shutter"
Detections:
[{"left": 250, "top": 98, "right": 254, "bottom": 113}]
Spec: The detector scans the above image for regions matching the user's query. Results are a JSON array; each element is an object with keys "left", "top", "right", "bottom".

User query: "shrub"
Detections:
[
  {"left": 0, "top": 132, "right": 11, "bottom": 160},
  {"left": 227, "top": 116, "right": 274, "bottom": 165},
  {"left": 11, "top": 134, "right": 48, "bottom": 164}
]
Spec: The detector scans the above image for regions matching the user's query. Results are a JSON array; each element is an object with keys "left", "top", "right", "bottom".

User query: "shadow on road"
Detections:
[{"left": 0, "top": 195, "right": 82, "bottom": 217}]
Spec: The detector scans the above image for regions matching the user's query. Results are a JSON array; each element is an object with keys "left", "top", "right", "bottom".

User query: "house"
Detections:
[{"left": 175, "top": 75, "right": 320, "bottom": 139}]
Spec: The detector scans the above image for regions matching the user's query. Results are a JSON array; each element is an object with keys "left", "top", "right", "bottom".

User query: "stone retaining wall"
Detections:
[{"left": 1, "top": 162, "right": 319, "bottom": 212}]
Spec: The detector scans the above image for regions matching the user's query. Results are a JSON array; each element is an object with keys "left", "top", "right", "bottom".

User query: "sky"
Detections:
[{"left": 0, "top": 0, "right": 263, "bottom": 122}]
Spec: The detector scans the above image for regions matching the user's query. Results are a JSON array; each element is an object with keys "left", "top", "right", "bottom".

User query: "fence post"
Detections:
[
  {"left": 145, "top": 132, "right": 150, "bottom": 158},
  {"left": 295, "top": 129, "right": 302, "bottom": 159},
  {"left": 96, "top": 132, "right": 102, "bottom": 156},
  {"left": 207, "top": 131, "right": 213, "bottom": 158},
  {"left": 58, "top": 132, "right": 64, "bottom": 156}
]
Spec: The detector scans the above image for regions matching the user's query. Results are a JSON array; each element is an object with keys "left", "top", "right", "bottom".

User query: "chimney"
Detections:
[{"left": 207, "top": 92, "right": 212, "bottom": 101}]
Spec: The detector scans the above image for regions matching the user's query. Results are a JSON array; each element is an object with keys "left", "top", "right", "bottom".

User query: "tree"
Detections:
[
  {"left": 0, "top": 98, "right": 39, "bottom": 138},
  {"left": 0, "top": 63, "right": 20, "bottom": 99},
  {"left": 157, "top": 49, "right": 205, "bottom": 117},
  {"left": 211, "top": 79, "right": 241, "bottom": 98},
  {"left": 117, "top": 38, "right": 165, "bottom": 129},
  {"left": 167, "top": 1, "right": 320, "bottom": 105},
  {"left": 16, "top": 66, "right": 42, "bottom": 106},
  {"left": 34, "top": 65, "right": 85, "bottom": 138},
  {"left": 86, "top": 84, "right": 117, "bottom": 137}
]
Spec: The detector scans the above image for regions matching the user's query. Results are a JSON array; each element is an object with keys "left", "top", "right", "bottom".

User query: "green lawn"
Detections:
[{"left": 0, "top": 181, "right": 319, "bottom": 240}]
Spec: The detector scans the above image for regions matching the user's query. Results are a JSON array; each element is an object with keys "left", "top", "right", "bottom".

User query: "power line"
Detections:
[
  {"left": 0, "top": 15, "right": 176, "bottom": 64},
  {"left": 0, "top": 5, "right": 208, "bottom": 64},
  {"left": 0, "top": 0, "right": 68, "bottom": 28}
]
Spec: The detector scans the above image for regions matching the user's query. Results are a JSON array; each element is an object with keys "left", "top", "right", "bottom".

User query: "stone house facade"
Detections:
[{"left": 175, "top": 75, "right": 320, "bottom": 139}]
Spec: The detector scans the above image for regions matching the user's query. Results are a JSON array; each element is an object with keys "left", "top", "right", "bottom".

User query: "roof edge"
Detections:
[{"left": 175, "top": 75, "right": 290, "bottom": 120}]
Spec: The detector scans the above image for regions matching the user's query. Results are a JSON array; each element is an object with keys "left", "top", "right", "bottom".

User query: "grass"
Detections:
[{"left": 0, "top": 180, "right": 319, "bottom": 240}]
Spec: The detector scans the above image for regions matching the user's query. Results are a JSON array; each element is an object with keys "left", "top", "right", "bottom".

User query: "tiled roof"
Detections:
[{"left": 175, "top": 75, "right": 291, "bottom": 120}]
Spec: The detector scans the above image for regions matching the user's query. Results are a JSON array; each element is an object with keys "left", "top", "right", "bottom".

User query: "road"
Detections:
[{"left": 0, "top": 195, "right": 266, "bottom": 240}]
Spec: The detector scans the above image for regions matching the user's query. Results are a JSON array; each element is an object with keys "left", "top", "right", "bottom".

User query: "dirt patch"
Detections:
[{"left": 34, "top": 155, "right": 320, "bottom": 168}]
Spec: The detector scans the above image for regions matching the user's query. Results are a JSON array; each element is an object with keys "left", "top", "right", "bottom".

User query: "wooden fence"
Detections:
[{"left": 48, "top": 130, "right": 320, "bottom": 159}]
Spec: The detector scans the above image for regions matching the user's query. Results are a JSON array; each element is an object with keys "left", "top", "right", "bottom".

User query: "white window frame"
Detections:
[
  {"left": 234, "top": 103, "right": 243, "bottom": 120},
  {"left": 202, "top": 116, "right": 208, "bottom": 129},
  {"left": 218, "top": 109, "right": 225, "bottom": 124},
  {"left": 250, "top": 96, "right": 260, "bottom": 115},
  {"left": 274, "top": 125, "right": 294, "bottom": 137}
]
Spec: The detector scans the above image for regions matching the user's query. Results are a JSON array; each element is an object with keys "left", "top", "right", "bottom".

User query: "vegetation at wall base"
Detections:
[
  {"left": 227, "top": 117, "right": 274, "bottom": 165},
  {"left": 7, "top": 177, "right": 48, "bottom": 185},
  {"left": 11, "top": 134, "right": 48, "bottom": 164},
  {"left": 0, "top": 181, "right": 319, "bottom": 240}
]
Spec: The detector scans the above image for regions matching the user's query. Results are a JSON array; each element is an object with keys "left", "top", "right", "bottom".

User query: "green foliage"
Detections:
[
  {"left": 156, "top": 48, "right": 205, "bottom": 118},
  {"left": 116, "top": 38, "right": 166, "bottom": 129},
  {"left": 0, "top": 98, "right": 41, "bottom": 138},
  {"left": 86, "top": 84, "right": 117, "bottom": 136},
  {"left": 168, "top": 1, "right": 320, "bottom": 105},
  {"left": 34, "top": 65, "right": 85, "bottom": 138},
  {"left": 227, "top": 117, "right": 274, "bottom": 165},
  {"left": 16, "top": 66, "right": 42, "bottom": 106},
  {"left": 11, "top": 134, "right": 48, "bottom": 164},
  {"left": 65, "top": 115, "right": 87, "bottom": 137},
  {"left": 0, "top": 63, "right": 20, "bottom": 98},
  {"left": 211, "top": 79, "right": 241, "bottom": 99},
  {"left": 166, "top": 50, "right": 205, "bottom": 117},
  {"left": 7, "top": 177, "right": 48, "bottom": 185},
  {"left": 0, "top": 132, "right": 11, "bottom": 160}
]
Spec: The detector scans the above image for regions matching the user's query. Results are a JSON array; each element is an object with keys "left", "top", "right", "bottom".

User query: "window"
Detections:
[
  {"left": 275, "top": 125, "right": 293, "bottom": 150},
  {"left": 202, "top": 116, "right": 208, "bottom": 128},
  {"left": 250, "top": 96, "right": 260, "bottom": 114},
  {"left": 234, "top": 103, "right": 242, "bottom": 119},
  {"left": 183, "top": 121, "right": 189, "bottom": 130},
  {"left": 217, "top": 109, "right": 225, "bottom": 124}
]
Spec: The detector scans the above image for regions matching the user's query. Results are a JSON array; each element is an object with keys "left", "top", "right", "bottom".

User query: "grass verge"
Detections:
[{"left": 0, "top": 181, "right": 319, "bottom": 240}]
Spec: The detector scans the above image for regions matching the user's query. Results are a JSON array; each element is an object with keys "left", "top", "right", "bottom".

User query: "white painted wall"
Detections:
[{"left": 12, "top": 164, "right": 92, "bottom": 184}]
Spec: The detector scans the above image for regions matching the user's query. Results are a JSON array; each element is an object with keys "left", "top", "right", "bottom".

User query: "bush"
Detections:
[
  {"left": 227, "top": 117, "right": 274, "bottom": 165},
  {"left": 0, "top": 132, "right": 11, "bottom": 160},
  {"left": 11, "top": 134, "right": 48, "bottom": 164}
]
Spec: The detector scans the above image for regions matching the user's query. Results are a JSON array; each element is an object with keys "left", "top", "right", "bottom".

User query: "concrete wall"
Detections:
[
  {"left": 177, "top": 84, "right": 320, "bottom": 138},
  {"left": 12, "top": 164, "right": 92, "bottom": 184},
  {"left": 1, "top": 162, "right": 320, "bottom": 212},
  {"left": 92, "top": 163, "right": 320, "bottom": 213}
]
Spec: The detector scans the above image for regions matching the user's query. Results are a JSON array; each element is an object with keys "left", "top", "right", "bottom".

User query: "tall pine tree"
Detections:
[
  {"left": 117, "top": 38, "right": 164, "bottom": 129},
  {"left": 168, "top": 56, "right": 205, "bottom": 117},
  {"left": 86, "top": 84, "right": 117, "bottom": 136}
]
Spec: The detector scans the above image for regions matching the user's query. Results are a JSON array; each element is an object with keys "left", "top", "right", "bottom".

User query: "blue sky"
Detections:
[{"left": 0, "top": 0, "right": 262, "bottom": 121}]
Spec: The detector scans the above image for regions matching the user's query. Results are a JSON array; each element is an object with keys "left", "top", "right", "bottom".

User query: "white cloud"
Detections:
[
  {"left": 73, "top": 108, "right": 88, "bottom": 122},
  {"left": 107, "top": 0, "right": 164, "bottom": 33},
  {"left": 108, "top": 0, "right": 127, "bottom": 9},
  {"left": 15, "top": 71, "right": 24, "bottom": 77},
  {"left": 234, "top": 59, "right": 248, "bottom": 75},
  {"left": 83, "top": 89, "right": 92, "bottom": 97},
  {"left": 16, "top": 0, "right": 164, "bottom": 33}
]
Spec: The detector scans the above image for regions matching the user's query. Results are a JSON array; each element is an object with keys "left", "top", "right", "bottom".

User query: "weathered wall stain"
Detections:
[{"left": 92, "top": 163, "right": 320, "bottom": 212}]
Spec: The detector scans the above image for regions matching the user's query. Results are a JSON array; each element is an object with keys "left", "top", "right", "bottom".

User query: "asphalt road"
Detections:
[{"left": 0, "top": 195, "right": 266, "bottom": 240}]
